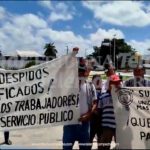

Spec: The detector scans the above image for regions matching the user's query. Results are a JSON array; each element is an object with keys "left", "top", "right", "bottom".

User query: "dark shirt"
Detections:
[{"left": 124, "top": 78, "right": 150, "bottom": 87}]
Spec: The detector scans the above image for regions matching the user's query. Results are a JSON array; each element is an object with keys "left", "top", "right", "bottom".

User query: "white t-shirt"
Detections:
[{"left": 79, "top": 82, "right": 97, "bottom": 115}]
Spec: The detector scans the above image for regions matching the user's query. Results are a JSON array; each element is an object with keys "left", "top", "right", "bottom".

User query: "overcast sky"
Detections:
[{"left": 0, "top": 0, "right": 150, "bottom": 57}]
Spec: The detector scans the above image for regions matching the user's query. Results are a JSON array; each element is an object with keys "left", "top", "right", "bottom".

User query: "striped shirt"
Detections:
[
  {"left": 124, "top": 78, "right": 150, "bottom": 87},
  {"left": 98, "top": 92, "right": 116, "bottom": 129}
]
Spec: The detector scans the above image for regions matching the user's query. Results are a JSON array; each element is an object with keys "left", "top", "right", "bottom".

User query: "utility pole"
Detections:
[
  {"left": 109, "top": 39, "right": 111, "bottom": 56},
  {"left": 85, "top": 49, "right": 87, "bottom": 57},
  {"left": 113, "top": 34, "right": 116, "bottom": 68},
  {"left": 116, "top": 55, "right": 118, "bottom": 71},
  {"left": 66, "top": 45, "right": 69, "bottom": 54},
  {"left": 0, "top": 45, "right": 2, "bottom": 56}
]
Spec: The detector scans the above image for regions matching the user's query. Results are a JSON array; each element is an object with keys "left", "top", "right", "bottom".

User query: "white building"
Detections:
[
  {"left": 0, "top": 50, "right": 52, "bottom": 69},
  {"left": 16, "top": 50, "right": 42, "bottom": 57}
]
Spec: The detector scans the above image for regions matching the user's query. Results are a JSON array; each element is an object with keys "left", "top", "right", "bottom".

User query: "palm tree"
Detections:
[{"left": 44, "top": 43, "right": 57, "bottom": 59}]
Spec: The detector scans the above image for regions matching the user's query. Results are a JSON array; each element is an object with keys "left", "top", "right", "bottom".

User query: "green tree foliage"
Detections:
[
  {"left": 24, "top": 61, "right": 36, "bottom": 68},
  {"left": 44, "top": 42, "right": 57, "bottom": 58},
  {"left": 88, "top": 38, "right": 135, "bottom": 68}
]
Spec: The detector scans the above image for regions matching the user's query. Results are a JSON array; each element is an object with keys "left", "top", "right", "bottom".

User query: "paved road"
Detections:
[
  {"left": 0, "top": 126, "right": 99, "bottom": 149},
  {"left": 0, "top": 126, "right": 64, "bottom": 149},
  {"left": 0, "top": 126, "right": 116, "bottom": 149}
]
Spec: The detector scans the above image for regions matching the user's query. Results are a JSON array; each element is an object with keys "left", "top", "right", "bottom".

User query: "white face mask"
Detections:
[{"left": 101, "top": 79, "right": 110, "bottom": 93}]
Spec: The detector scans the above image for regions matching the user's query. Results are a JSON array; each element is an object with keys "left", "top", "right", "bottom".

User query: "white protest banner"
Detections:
[
  {"left": 112, "top": 87, "right": 150, "bottom": 149},
  {"left": 0, "top": 54, "right": 80, "bottom": 131}
]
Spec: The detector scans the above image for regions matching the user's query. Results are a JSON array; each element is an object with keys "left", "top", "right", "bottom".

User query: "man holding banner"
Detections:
[
  {"left": 63, "top": 48, "right": 97, "bottom": 150},
  {"left": 123, "top": 65, "right": 150, "bottom": 110},
  {"left": 98, "top": 67, "right": 121, "bottom": 150},
  {"left": 0, "top": 46, "right": 81, "bottom": 147},
  {"left": 89, "top": 74, "right": 102, "bottom": 150},
  {"left": 111, "top": 64, "right": 150, "bottom": 149},
  {"left": 124, "top": 65, "right": 150, "bottom": 87}
]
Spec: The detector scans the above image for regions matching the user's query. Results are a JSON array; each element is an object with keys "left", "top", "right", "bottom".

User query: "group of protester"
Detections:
[
  {"left": 1, "top": 47, "right": 150, "bottom": 150},
  {"left": 63, "top": 47, "right": 150, "bottom": 150}
]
